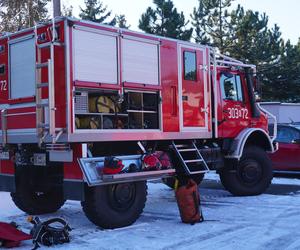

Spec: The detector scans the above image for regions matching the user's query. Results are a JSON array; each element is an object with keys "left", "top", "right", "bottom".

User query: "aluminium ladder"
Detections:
[
  {"left": 34, "top": 24, "right": 63, "bottom": 145},
  {"left": 172, "top": 140, "right": 210, "bottom": 175}
]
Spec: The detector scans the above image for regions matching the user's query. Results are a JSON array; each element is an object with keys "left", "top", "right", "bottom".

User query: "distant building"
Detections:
[{"left": 260, "top": 102, "right": 300, "bottom": 124}]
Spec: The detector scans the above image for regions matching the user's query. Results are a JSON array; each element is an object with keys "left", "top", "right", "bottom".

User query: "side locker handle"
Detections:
[{"left": 171, "top": 86, "right": 177, "bottom": 116}]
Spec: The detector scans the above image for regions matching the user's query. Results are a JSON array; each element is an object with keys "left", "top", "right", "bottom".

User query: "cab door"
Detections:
[
  {"left": 179, "top": 46, "right": 208, "bottom": 131},
  {"left": 218, "top": 71, "right": 251, "bottom": 138}
]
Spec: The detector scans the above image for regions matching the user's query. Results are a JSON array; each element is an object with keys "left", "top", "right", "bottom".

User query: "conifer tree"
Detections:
[
  {"left": 191, "top": 0, "right": 211, "bottom": 44},
  {"left": 139, "top": 0, "right": 193, "bottom": 41},
  {"left": 116, "top": 15, "right": 130, "bottom": 29},
  {"left": 191, "top": 0, "right": 234, "bottom": 52},
  {"left": 263, "top": 40, "right": 300, "bottom": 102},
  {"left": 79, "top": 0, "right": 116, "bottom": 26},
  {"left": 0, "top": 0, "right": 50, "bottom": 32},
  {"left": 191, "top": 1, "right": 299, "bottom": 102},
  {"left": 62, "top": 4, "right": 74, "bottom": 17},
  {"left": 227, "top": 6, "right": 275, "bottom": 63},
  {"left": 226, "top": 5, "right": 283, "bottom": 101}
]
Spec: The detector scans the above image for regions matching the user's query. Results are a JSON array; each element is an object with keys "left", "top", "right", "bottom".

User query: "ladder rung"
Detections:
[
  {"left": 174, "top": 144, "right": 190, "bottom": 148},
  {"left": 37, "top": 43, "right": 51, "bottom": 49},
  {"left": 36, "top": 62, "right": 48, "bottom": 69},
  {"left": 184, "top": 159, "right": 203, "bottom": 163},
  {"left": 53, "top": 42, "right": 64, "bottom": 47},
  {"left": 37, "top": 123, "right": 49, "bottom": 129},
  {"left": 189, "top": 170, "right": 210, "bottom": 174},
  {"left": 37, "top": 42, "right": 64, "bottom": 49},
  {"left": 178, "top": 148, "right": 197, "bottom": 152},
  {"left": 36, "top": 102, "right": 49, "bottom": 108},
  {"left": 37, "top": 83, "right": 49, "bottom": 88}
]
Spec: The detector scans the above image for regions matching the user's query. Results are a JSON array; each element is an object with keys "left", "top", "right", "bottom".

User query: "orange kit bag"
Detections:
[{"left": 175, "top": 179, "right": 204, "bottom": 224}]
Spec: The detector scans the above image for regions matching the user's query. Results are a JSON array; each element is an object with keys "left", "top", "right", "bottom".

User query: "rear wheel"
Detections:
[
  {"left": 81, "top": 181, "right": 147, "bottom": 229},
  {"left": 219, "top": 146, "right": 272, "bottom": 196},
  {"left": 11, "top": 181, "right": 65, "bottom": 215},
  {"left": 11, "top": 164, "right": 65, "bottom": 215}
]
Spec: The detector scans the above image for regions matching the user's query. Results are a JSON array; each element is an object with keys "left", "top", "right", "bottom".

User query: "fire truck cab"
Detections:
[{"left": 0, "top": 17, "right": 277, "bottom": 229}]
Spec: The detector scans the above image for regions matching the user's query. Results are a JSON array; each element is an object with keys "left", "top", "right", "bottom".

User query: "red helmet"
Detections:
[
  {"left": 142, "top": 154, "right": 162, "bottom": 171},
  {"left": 102, "top": 157, "right": 124, "bottom": 175}
]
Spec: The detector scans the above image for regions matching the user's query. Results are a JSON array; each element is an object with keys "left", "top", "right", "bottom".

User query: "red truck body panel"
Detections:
[{"left": 0, "top": 19, "right": 213, "bottom": 143}]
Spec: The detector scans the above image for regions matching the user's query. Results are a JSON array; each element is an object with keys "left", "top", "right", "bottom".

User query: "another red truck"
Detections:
[{"left": 0, "top": 17, "right": 277, "bottom": 229}]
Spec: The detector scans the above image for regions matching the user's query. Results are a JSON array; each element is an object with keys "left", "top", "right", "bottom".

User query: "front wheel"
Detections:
[
  {"left": 81, "top": 181, "right": 147, "bottom": 229},
  {"left": 219, "top": 146, "right": 272, "bottom": 196}
]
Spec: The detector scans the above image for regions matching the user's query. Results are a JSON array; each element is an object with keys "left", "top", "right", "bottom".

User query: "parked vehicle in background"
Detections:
[{"left": 269, "top": 124, "right": 300, "bottom": 173}]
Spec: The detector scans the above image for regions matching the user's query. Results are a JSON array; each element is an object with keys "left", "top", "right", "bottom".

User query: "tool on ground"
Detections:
[{"left": 28, "top": 216, "right": 71, "bottom": 250}]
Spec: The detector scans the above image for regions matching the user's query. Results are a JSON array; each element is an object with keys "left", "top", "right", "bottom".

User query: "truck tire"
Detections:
[
  {"left": 162, "top": 174, "right": 204, "bottom": 189},
  {"left": 11, "top": 184, "right": 65, "bottom": 215},
  {"left": 219, "top": 146, "right": 272, "bottom": 196},
  {"left": 81, "top": 181, "right": 147, "bottom": 229}
]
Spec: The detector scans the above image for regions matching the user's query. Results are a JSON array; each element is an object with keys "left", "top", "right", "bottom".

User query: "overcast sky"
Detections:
[{"left": 60, "top": 0, "right": 300, "bottom": 44}]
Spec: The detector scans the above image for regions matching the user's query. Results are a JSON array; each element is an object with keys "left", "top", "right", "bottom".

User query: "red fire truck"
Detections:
[{"left": 0, "top": 17, "right": 277, "bottom": 229}]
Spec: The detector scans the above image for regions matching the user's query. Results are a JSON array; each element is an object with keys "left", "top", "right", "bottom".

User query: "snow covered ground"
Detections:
[{"left": 1, "top": 173, "right": 300, "bottom": 250}]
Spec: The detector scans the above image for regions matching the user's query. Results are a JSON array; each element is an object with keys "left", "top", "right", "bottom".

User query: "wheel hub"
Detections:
[
  {"left": 108, "top": 183, "right": 136, "bottom": 211},
  {"left": 239, "top": 159, "right": 263, "bottom": 185}
]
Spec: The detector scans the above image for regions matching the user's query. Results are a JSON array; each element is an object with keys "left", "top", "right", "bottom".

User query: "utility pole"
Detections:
[{"left": 53, "top": 0, "right": 61, "bottom": 17}]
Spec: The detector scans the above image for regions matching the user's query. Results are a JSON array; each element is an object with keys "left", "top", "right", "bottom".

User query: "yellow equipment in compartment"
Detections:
[
  {"left": 89, "top": 96, "right": 121, "bottom": 113},
  {"left": 75, "top": 117, "right": 100, "bottom": 129}
]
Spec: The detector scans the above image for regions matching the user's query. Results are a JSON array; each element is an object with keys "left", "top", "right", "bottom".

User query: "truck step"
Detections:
[
  {"left": 172, "top": 140, "right": 210, "bottom": 175},
  {"left": 173, "top": 144, "right": 190, "bottom": 148},
  {"left": 184, "top": 159, "right": 203, "bottom": 163},
  {"left": 178, "top": 148, "right": 197, "bottom": 152}
]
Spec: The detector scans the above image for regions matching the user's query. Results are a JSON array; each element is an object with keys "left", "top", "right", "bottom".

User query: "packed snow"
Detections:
[{"left": 1, "top": 173, "right": 300, "bottom": 250}]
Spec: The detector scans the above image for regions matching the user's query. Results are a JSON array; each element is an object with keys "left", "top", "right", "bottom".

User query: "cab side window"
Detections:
[
  {"left": 184, "top": 51, "right": 197, "bottom": 81},
  {"left": 220, "top": 73, "right": 243, "bottom": 102}
]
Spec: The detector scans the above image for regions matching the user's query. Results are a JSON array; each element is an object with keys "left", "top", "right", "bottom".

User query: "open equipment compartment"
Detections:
[
  {"left": 74, "top": 89, "right": 160, "bottom": 130},
  {"left": 124, "top": 90, "right": 159, "bottom": 129}
]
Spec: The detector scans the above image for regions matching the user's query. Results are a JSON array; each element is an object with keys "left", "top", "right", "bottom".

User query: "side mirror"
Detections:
[
  {"left": 254, "top": 91, "right": 261, "bottom": 102},
  {"left": 292, "top": 139, "right": 300, "bottom": 144},
  {"left": 253, "top": 75, "right": 262, "bottom": 102}
]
